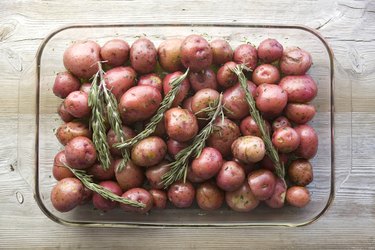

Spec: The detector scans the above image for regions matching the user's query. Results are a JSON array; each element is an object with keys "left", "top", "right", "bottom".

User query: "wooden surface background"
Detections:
[{"left": 0, "top": 0, "right": 374, "bottom": 248}]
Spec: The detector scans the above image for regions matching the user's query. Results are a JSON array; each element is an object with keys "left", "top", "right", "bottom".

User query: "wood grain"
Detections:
[{"left": 0, "top": 0, "right": 374, "bottom": 249}]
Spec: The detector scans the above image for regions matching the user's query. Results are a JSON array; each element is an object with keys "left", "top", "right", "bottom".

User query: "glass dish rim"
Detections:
[{"left": 34, "top": 22, "right": 335, "bottom": 228}]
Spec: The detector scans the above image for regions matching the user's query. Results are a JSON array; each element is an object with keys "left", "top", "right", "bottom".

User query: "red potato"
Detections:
[
  {"left": 191, "top": 147, "right": 223, "bottom": 180},
  {"left": 145, "top": 161, "right": 170, "bottom": 189},
  {"left": 216, "top": 61, "right": 238, "bottom": 89},
  {"left": 164, "top": 107, "right": 198, "bottom": 142},
  {"left": 104, "top": 66, "right": 136, "bottom": 100},
  {"left": 231, "top": 136, "right": 266, "bottom": 164},
  {"left": 163, "top": 71, "right": 191, "bottom": 107},
  {"left": 79, "top": 82, "right": 91, "bottom": 94},
  {"left": 87, "top": 161, "right": 115, "bottom": 181},
  {"left": 233, "top": 44, "right": 258, "bottom": 70},
  {"left": 55, "top": 121, "right": 91, "bottom": 145},
  {"left": 107, "top": 126, "right": 136, "bottom": 157},
  {"left": 294, "top": 124, "right": 318, "bottom": 159},
  {"left": 257, "top": 38, "right": 284, "bottom": 63},
  {"left": 131, "top": 136, "right": 167, "bottom": 167},
  {"left": 225, "top": 182, "right": 259, "bottom": 212},
  {"left": 80, "top": 186, "right": 93, "bottom": 205},
  {"left": 265, "top": 177, "right": 287, "bottom": 208},
  {"left": 180, "top": 34, "right": 213, "bottom": 72},
  {"left": 52, "top": 72, "right": 81, "bottom": 98},
  {"left": 280, "top": 47, "right": 312, "bottom": 75},
  {"left": 63, "top": 40, "right": 101, "bottom": 79},
  {"left": 149, "top": 189, "right": 167, "bottom": 209},
  {"left": 288, "top": 159, "right": 313, "bottom": 186},
  {"left": 130, "top": 37, "right": 157, "bottom": 74},
  {"left": 285, "top": 103, "right": 316, "bottom": 124},
  {"left": 189, "top": 69, "right": 218, "bottom": 91},
  {"left": 65, "top": 136, "right": 97, "bottom": 169},
  {"left": 252, "top": 64, "right": 280, "bottom": 86},
  {"left": 187, "top": 165, "right": 206, "bottom": 183},
  {"left": 150, "top": 117, "right": 166, "bottom": 137},
  {"left": 272, "top": 116, "right": 291, "bottom": 131},
  {"left": 248, "top": 169, "right": 276, "bottom": 200},
  {"left": 57, "top": 102, "right": 74, "bottom": 122},
  {"left": 286, "top": 186, "right": 311, "bottom": 208},
  {"left": 255, "top": 83, "right": 288, "bottom": 118},
  {"left": 191, "top": 88, "right": 220, "bottom": 118},
  {"left": 157, "top": 38, "right": 184, "bottom": 72},
  {"left": 182, "top": 96, "right": 193, "bottom": 112},
  {"left": 120, "top": 188, "right": 153, "bottom": 213},
  {"left": 100, "top": 39, "right": 130, "bottom": 67},
  {"left": 119, "top": 85, "right": 162, "bottom": 124},
  {"left": 138, "top": 73, "right": 163, "bottom": 92},
  {"left": 92, "top": 181, "right": 122, "bottom": 211},
  {"left": 272, "top": 127, "right": 300, "bottom": 153},
  {"left": 259, "top": 153, "right": 289, "bottom": 172},
  {"left": 196, "top": 182, "right": 224, "bottom": 211},
  {"left": 223, "top": 81, "right": 257, "bottom": 120},
  {"left": 167, "top": 139, "right": 189, "bottom": 158},
  {"left": 279, "top": 75, "right": 318, "bottom": 103},
  {"left": 240, "top": 116, "right": 271, "bottom": 137},
  {"left": 168, "top": 181, "right": 195, "bottom": 208},
  {"left": 52, "top": 151, "right": 74, "bottom": 181},
  {"left": 233, "top": 158, "right": 256, "bottom": 175},
  {"left": 115, "top": 159, "right": 145, "bottom": 191},
  {"left": 216, "top": 161, "right": 246, "bottom": 192},
  {"left": 64, "top": 91, "right": 90, "bottom": 118},
  {"left": 207, "top": 118, "right": 241, "bottom": 157},
  {"left": 210, "top": 39, "right": 233, "bottom": 65},
  {"left": 51, "top": 177, "right": 84, "bottom": 212}
]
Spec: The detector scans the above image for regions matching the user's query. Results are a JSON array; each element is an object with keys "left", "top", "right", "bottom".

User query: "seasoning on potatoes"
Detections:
[
  {"left": 163, "top": 71, "right": 191, "bottom": 107},
  {"left": 189, "top": 69, "right": 218, "bottom": 91},
  {"left": 168, "top": 180, "right": 195, "bottom": 208},
  {"left": 280, "top": 47, "right": 312, "bottom": 75},
  {"left": 180, "top": 34, "right": 213, "bottom": 72},
  {"left": 257, "top": 38, "right": 283, "bottom": 63},
  {"left": 164, "top": 107, "right": 198, "bottom": 142},
  {"left": 64, "top": 136, "right": 97, "bottom": 169},
  {"left": 196, "top": 182, "right": 224, "bottom": 211},
  {"left": 120, "top": 188, "right": 153, "bottom": 213},
  {"left": 104, "top": 66, "right": 136, "bottom": 101},
  {"left": 115, "top": 159, "right": 145, "bottom": 191},
  {"left": 216, "top": 161, "right": 246, "bottom": 192},
  {"left": 53, "top": 71, "right": 81, "bottom": 98},
  {"left": 286, "top": 186, "right": 311, "bottom": 208},
  {"left": 138, "top": 73, "right": 163, "bottom": 92},
  {"left": 233, "top": 43, "right": 258, "bottom": 70},
  {"left": 55, "top": 121, "right": 91, "bottom": 145},
  {"left": 210, "top": 39, "right": 233, "bottom": 65},
  {"left": 191, "top": 147, "right": 223, "bottom": 180},
  {"left": 50, "top": 177, "right": 84, "bottom": 212},
  {"left": 231, "top": 136, "right": 266, "bottom": 164},
  {"left": 288, "top": 159, "right": 313, "bottom": 186},
  {"left": 191, "top": 88, "right": 220, "bottom": 118},
  {"left": 92, "top": 180, "right": 122, "bottom": 211},
  {"left": 272, "top": 127, "right": 300, "bottom": 153},
  {"left": 100, "top": 39, "right": 130, "bottom": 67},
  {"left": 131, "top": 136, "right": 167, "bottom": 167},
  {"left": 225, "top": 182, "right": 259, "bottom": 212},
  {"left": 157, "top": 38, "right": 183, "bottom": 72},
  {"left": 130, "top": 37, "right": 157, "bottom": 74}
]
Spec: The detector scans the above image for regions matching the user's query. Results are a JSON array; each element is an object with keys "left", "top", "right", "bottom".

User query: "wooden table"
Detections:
[{"left": 1, "top": 0, "right": 374, "bottom": 248}]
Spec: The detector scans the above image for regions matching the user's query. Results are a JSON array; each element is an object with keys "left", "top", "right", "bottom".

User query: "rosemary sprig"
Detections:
[
  {"left": 231, "top": 64, "right": 285, "bottom": 179},
  {"left": 115, "top": 69, "right": 190, "bottom": 150},
  {"left": 161, "top": 94, "right": 224, "bottom": 188},
  {"left": 64, "top": 165, "right": 145, "bottom": 208}
]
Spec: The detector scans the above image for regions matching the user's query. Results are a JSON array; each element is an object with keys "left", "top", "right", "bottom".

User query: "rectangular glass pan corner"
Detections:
[{"left": 31, "top": 23, "right": 335, "bottom": 227}]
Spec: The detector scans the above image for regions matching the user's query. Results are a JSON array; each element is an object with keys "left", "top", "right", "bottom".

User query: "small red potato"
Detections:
[
  {"left": 279, "top": 75, "right": 318, "bottom": 103},
  {"left": 57, "top": 102, "right": 74, "bottom": 122},
  {"left": 119, "top": 85, "right": 162, "bottom": 124},
  {"left": 294, "top": 124, "right": 318, "bottom": 159},
  {"left": 189, "top": 68, "right": 218, "bottom": 91},
  {"left": 51, "top": 177, "right": 84, "bottom": 212},
  {"left": 191, "top": 147, "right": 223, "bottom": 180},
  {"left": 182, "top": 96, "right": 193, "bottom": 112},
  {"left": 52, "top": 151, "right": 74, "bottom": 181},
  {"left": 138, "top": 73, "right": 163, "bottom": 92},
  {"left": 64, "top": 91, "right": 90, "bottom": 118},
  {"left": 168, "top": 180, "right": 196, "bottom": 208},
  {"left": 272, "top": 127, "right": 301, "bottom": 153},
  {"left": 87, "top": 161, "right": 115, "bottom": 181},
  {"left": 257, "top": 38, "right": 283, "bottom": 63},
  {"left": 145, "top": 161, "right": 170, "bottom": 189},
  {"left": 149, "top": 189, "right": 167, "bottom": 209},
  {"left": 216, "top": 161, "right": 246, "bottom": 192},
  {"left": 272, "top": 116, "right": 291, "bottom": 131},
  {"left": 280, "top": 47, "right": 312, "bottom": 75},
  {"left": 216, "top": 61, "right": 238, "bottom": 89},
  {"left": 233, "top": 44, "right": 258, "bottom": 70},
  {"left": 130, "top": 37, "right": 157, "bottom": 74},
  {"left": 180, "top": 34, "right": 213, "bottom": 72},
  {"left": 163, "top": 71, "right": 191, "bottom": 107},
  {"left": 131, "top": 136, "right": 167, "bottom": 167},
  {"left": 225, "top": 182, "right": 259, "bottom": 212},
  {"left": 265, "top": 177, "right": 287, "bottom": 208},
  {"left": 52, "top": 71, "right": 81, "bottom": 98},
  {"left": 285, "top": 103, "right": 316, "bottom": 124},
  {"left": 196, "top": 182, "right": 224, "bottom": 211},
  {"left": 104, "top": 66, "right": 136, "bottom": 100},
  {"left": 120, "top": 188, "right": 153, "bottom": 213},
  {"left": 288, "top": 159, "right": 314, "bottom": 186},
  {"left": 107, "top": 125, "right": 136, "bottom": 157},
  {"left": 252, "top": 64, "right": 280, "bottom": 86},
  {"left": 191, "top": 88, "right": 220, "bottom": 118},
  {"left": 247, "top": 169, "right": 276, "bottom": 200},
  {"left": 187, "top": 165, "right": 206, "bottom": 183},
  {"left": 115, "top": 159, "right": 145, "bottom": 191},
  {"left": 65, "top": 136, "right": 97, "bottom": 169},
  {"left": 167, "top": 139, "right": 189, "bottom": 158},
  {"left": 80, "top": 186, "right": 93, "bottom": 205},
  {"left": 79, "top": 82, "right": 91, "bottom": 94},
  {"left": 100, "top": 39, "right": 130, "bottom": 67},
  {"left": 55, "top": 121, "right": 91, "bottom": 145},
  {"left": 210, "top": 39, "right": 233, "bottom": 65},
  {"left": 63, "top": 40, "right": 101, "bottom": 79},
  {"left": 255, "top": 83, "right": 287, "bottom": 118},
  {"left": 231, "top": 136, "right": 266, "bottom": 164},
  {"left": 240, "top": 116, "right": 271, "bottom": 137},
  {"left": 92, "top": 180, "right": 123, "bottom": 211},
  {"left": 157, "top": 38, "right": 184, "bottom": 72},
  {"left": 286, "top": 186, "right": 311, "bottom": 208},
  {"left": 164, "top": 107, "right": 198, "bottom": 142}
]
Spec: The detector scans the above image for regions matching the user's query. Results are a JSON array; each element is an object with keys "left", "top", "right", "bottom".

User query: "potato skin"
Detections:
[
  {"left": 55, "top": 121, "right": 91, "bottom": 145},
  {"left": 100, "top": 39, "right": 130, "bottom": 67},
  {"left": 294, "top": 124, "right": 318, "bottom": 159},
  {"left": 285, "top": 103, "right": 316, "bottom": 124},
  {"left": 130, "top": 37, "right": 157, "bottom": 74},
  {"left": 240, "top": 115, "right": 271, "bottom": 137},
  {"left": 65, "top": 136, "right": 97, "bottom": 169},
  {"left": 52, "top": 151, "right": 74, "bottom": 181},
  {"left": 257, "top": 38, "right": 283, "bottom": 63},
  {"left": 187, "top": 165, "right": 206, "bottom": 183},
  {"left": 288, "top": 159, "right": 313, "bottom": 186},
  {"left": 255, "top": 83, "right": 287, "bottom": 118},
  {"left": 120, "top": 188, "right": 153, "bottom": 213},
  {"left": 272, "top": 127, "right": 300, "bottom": 153},
  {"left": 115, "top": 159, "right": 145, "bottom": 191},
  {"left": 252, "top": 64, "right": 280, "bottom": 86},
  {"left": 51, "top": 177, "right": 84, "bottom": 212},
  {"left": 265, "top": 177, "right": 287, "bottom": 208},
  {"left": 272, "top": 116, "right": 291, "bottom": 131},
  {"left": 207, "top": 118, "right": 241, "bottom": 157},
  {"left": 259, "top": 153, "right": 289, "bottom": 172},
  {"left": 163, "top": 71, "right": 191, "bottom": 107},
  {"left": 138, "top": 73, "right": 163, "bottom": 92},
  {"left": 210, "top": 39, "right": 233, "bottom": 65},
  {"left": 216, "top": 61, "right": 238, "bottom": 89},
  {"left": 92, "top": 181, "right": 122, "bottom": 211},
  {"left": 180, "top": 34, "right": 213, "bottom": 72},
  {"left": 168, "top": 180, "right": 195, "bottom": 208},
  {"left": 189, "top": 69, "right": 218, "bottom": 91},
  {"left": 225, "top": 182, "right": 259, "bottom": 212},
  {"left": 149, "top": 189, "right": 167, "bottom": 209},
  {"left": 104, "top": 66, "right": 136, "bottom": 101},
  {"left": 233, "top": 44, "right": 258, "bottom": 70},
  {"left": 280, "top": 47, "right": 312, "bottom": 75},
  {"left": 119, "top": 85, "right": 162, "bottom": 124},
  {"left": 107, "top": 125, "right": 136, "bottom": 157},
  {"left": 191, "top": 147, "right": 223, "bottom": 180},
  {"left": 191, "top": 88, "right": 220, "bottom": 118},
  {"left": 231, "top": 136, "right": 266, "bottom": 164},
  {"left": 145, "top": 161, "right": 170, "bottom": 189},
  {"left": 216, "top": 161, "right": 245, "bottom": 192},
  {"left": 131, "top": 136, "right": 167, "bottom": 167},
  {"left": 158, "top": 38, "right": 183, "bottom": 72},
  {"left": 79, "top": 82, "right": 91, "bottom": 94},
  {"left": 53, "top": 72, "right": 81, "bottom": 98},
  {"left": 164, "top": 107, "right": 198, "bottom": 142},
  {"left": 64, "top": 91, "right": 90, "bottom": 118},
  {"left": 57, "top": 102, "right": 74, "bottom": 122},
  {"left": 196, "top": 182, "right": 224, "bottom": 211},
  {"left": 63, "top": 40, "right": 101, "bottom": 79},
  {"left": 87, "top": 161, "right": 115, "bottom": 181},
  {"left": 279, "top": 75, "right": 318, "bottom": 103},
  {"left": 248, "top": 169, "right": 276, "bottom": 200},
  {"left": 167, "top": 139, "right": 189, "bottom": 158},
  {"left": 286, "top": 186, "right": 310, "bottom": 208}
]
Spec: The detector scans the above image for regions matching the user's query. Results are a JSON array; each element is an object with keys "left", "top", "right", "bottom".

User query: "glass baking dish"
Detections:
[{"left": 19, "top": 23, "right": 335, "bottom": 227}]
